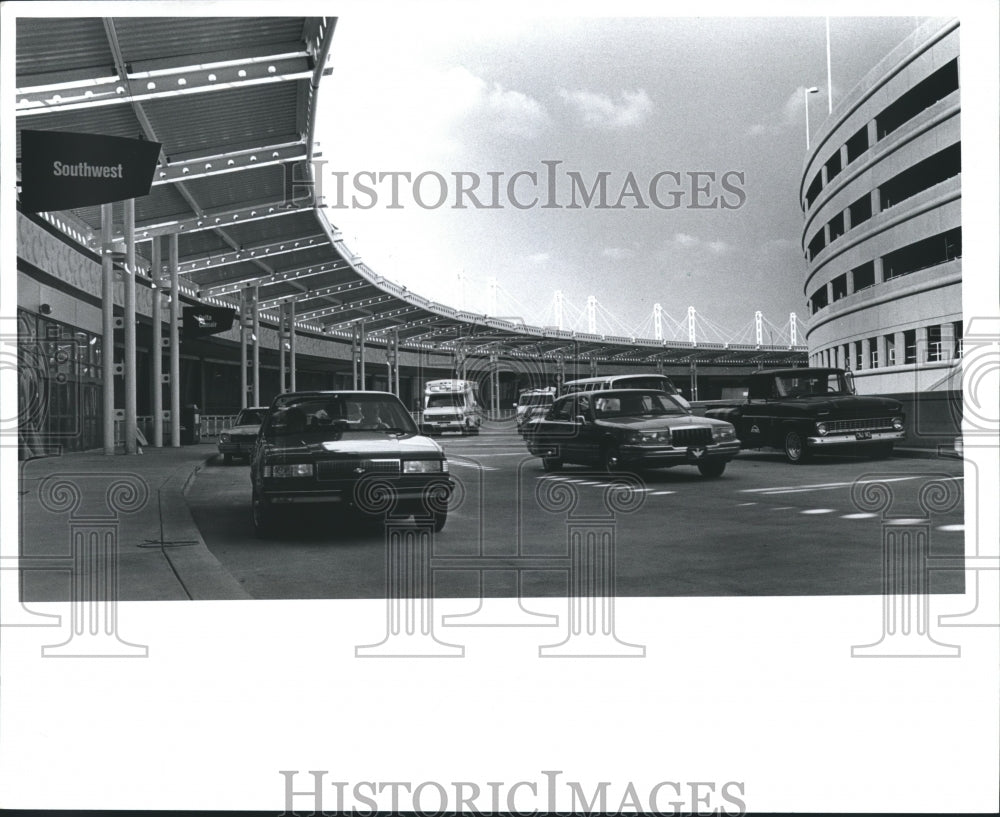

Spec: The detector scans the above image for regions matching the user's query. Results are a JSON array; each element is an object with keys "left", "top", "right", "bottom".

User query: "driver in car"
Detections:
[{"left": 359, "top": 402, "right": 389, "bottom": 430}]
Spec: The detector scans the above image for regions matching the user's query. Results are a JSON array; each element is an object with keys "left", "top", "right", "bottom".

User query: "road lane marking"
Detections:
[
  {"left": 771, "top": 506, "right": 795, "bottom": 510},
  {"left": 650, "top": 490, "right": 676, "bottom": 495},
  {"left": 884, "top": 518, "right": 929, "bottom": 525},
  {"left": 444, "top": 451, "right": 534, "bottom": 457},
  {"left": 841, "top": 513, "right": 878, "bottom": 519},
  {"left": 737, "top": 502, "right": 757, "bottom": 506},
  {"left": 801, "top": 508, "right": 835, "bottom": 514},
  {"left": 937, "top": 524, "right": 964, "bottom": 532},
  {"left": 742, "top": 476, "right": 921, "bottom": 494},
  {"left": 448, "top": 458, "right": 498, "bottom": 471}
]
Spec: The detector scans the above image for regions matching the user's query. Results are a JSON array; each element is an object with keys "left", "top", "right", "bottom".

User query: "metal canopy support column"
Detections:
[
  {"left": 169, "top": 233, "right": 181, "bottom": 448},
  {"left": 239, "top": 290, "right": 248, "bottom": 409},
  {"left": 289, "top": 299, "right": 297, "bottom": 392},
  {"left": 123, "top": 198, "right": 137, "bottom": 455},
  {"left": 490, "top": 354, "right": 499, "bottom": 417},
  {"left": 278, "top": 302, "right": 287, "bottom": 394},
  {"left": 252, "top": 287, "right": 260, "bottom": 405},
  {"left": 359, "top": 320, "right": 367, "bottom": 389},
  {"left": 151, "top": 237, "right": 163, "bottom": 447},
  {"left": 393, "top": 330, "right": 400, "bottom": 396},
  {"left": 689, "top": 360, "right": 699, "bottom": 401},
  {"left": 101, "top": 203, "right": 115, "bottom": 455},
  {"left": 386, "top": 330, "right": 398, "bottom": 396},
  {"left": 351, "top": 324, "right": 360, "bottom": 389}
]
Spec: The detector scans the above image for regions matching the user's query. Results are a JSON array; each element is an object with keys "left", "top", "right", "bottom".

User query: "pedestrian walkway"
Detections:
[{"left": 17, "top": 444, "right": 248, "bottom": 602}]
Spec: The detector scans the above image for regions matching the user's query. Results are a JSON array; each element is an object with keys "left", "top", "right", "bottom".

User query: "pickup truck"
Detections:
[{"left": 703, "top": 368, "right": 905, "bottom": 464}]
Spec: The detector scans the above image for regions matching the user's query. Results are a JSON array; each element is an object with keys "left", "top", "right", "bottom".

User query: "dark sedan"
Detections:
[
  {"left": 250, "top": 391, "right": 453, "bottom": 537},
  {"left": 524, "top": 389, "right": 741, "bottom": 478}
]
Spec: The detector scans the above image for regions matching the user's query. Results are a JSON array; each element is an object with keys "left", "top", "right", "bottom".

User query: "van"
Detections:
[
  {"left": 560, "top": 374, "right": 690, "bottom": 408},
  {"left": 422, "top": 379, "right": 482, "bottom": 435}
]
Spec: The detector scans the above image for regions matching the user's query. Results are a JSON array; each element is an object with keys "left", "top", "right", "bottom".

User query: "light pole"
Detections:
[{"left": 804, "top": 86, "right": 819, "bottom": 150}]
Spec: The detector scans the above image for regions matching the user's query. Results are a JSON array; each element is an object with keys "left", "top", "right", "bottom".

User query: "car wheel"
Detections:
[
  {"left": 222, "top": 453, "right": 232, "bottom": 465},
  {"left": 783, "top": 430, "right": 811, "bottom": 464},
  {"left": 697, "top": 460, "right": 727, "bottom": 478},
  {"left": 251, "top": 487, "right": 275, "bottom": 538},
  {"left": 542, "top": 456, "right": 563, "bottom": 472}
]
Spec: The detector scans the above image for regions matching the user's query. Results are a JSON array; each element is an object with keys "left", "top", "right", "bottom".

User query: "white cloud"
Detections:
[
  {"left": 664, "top": 233, "right": 729, "bottom": 256},
  {"left": 602, "top": 247, "right": 634, "bottom": 260},
  {"left": 487, "top": 84, "right": 549, "bottom": 138},
  {"left": 558, "top": 88, "right": 653, "bottom": 129},
  {"left": 527, "top": 252, "right": 550, "bottom": 263},
  {"left": 745, "top": 85, "right": 837, "bottom": 137}
]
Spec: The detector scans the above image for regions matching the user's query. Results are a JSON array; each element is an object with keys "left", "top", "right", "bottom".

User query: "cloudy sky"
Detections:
[{"left": 317, "top": 9, "right": 936, "bottom": 342}]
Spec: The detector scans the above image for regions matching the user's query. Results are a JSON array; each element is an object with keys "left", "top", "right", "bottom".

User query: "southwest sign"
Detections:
[
  {"left": 183, "top": 306, "right": 237, "bottom": 340},
  {"left": 19, "top": 130, "right": 161, "bottom": 212}
]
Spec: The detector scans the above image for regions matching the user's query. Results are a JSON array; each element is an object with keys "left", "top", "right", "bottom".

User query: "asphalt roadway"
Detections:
[{"left": 187, "top": 429, "right": 965, "bottom": 599}]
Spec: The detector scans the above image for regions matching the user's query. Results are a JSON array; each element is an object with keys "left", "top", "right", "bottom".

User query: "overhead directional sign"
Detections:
[
  {"left": 183, "top": 306, "right": 237, "bottom": 340},
  {"left": 19, "top": 130, "right": 161, "bottom": 212}
]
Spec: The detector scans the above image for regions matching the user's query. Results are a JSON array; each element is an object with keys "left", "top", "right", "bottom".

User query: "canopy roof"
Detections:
[{"left": 15, "top": 14, "right": 807, "bottom": 366}]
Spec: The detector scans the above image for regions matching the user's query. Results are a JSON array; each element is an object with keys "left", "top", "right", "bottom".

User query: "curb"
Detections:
[{"left": 156, "top": 454, "right": 250, "bottom": 600}]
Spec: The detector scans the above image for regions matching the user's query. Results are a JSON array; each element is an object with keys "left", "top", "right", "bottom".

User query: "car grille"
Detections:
[
  {"left": 825, "top": 417, "right": 894, "bottom": 433},
  {"left": 316, "top": 459, "right": 401, "bottom": 480},
  {"left": 429, "top": 413, "right": 459, "bottom": 421},
  {"left": 671, "top": 427, "right": 713, "bottom": 447}
]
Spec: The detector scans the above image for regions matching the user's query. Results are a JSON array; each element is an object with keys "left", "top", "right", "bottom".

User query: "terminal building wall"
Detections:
[{"left": 799, "top": 18, "right": 961, "bottom": 446}]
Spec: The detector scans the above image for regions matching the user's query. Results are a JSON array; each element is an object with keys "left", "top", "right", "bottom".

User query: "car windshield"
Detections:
[
  {"left": 426, "top": 394, "right": 464, "bottom": 408},
  {"left": 775, "top": 372, "right": 851, "bottom": 397},
  {"left": 234, "top": 409, "right": 265, "bottom": 426},
  {"left": 592, "top": 391, "right": 687, "bottom": 418},
  {"left": 264, "top": 395, "right": 417, "bottom": 438}
]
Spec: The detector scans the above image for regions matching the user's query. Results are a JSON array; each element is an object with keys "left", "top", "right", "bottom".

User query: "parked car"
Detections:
[
  {"left": 704, "top": 368, "right": 905, "bottom": 464},
  {"left": 249, "top": 391, "right": 453, "bottom": 537},
  {"left": 218, "top": 406, "right": 267, "bottom": 464},
  {"left": 523, "top": 389, "right": 740, "bottom": 478}
]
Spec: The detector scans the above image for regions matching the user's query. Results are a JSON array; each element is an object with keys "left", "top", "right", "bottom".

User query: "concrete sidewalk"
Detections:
[{"left": 17, "top": 444, "right": 249, "bottom": 601}]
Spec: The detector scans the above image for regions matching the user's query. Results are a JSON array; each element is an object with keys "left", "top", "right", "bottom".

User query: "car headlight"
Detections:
[
  {"left": 263, "top": 463, "right": 314, "bottom": 478},
  {"left": 892, "top": 416, "right": 904, "bottom": 431},
  {"left": 220, "top": 433, "right": 230, "bottom": 443},
  {"left": 403, "top": 459, "right": 447, "bottom": 473},
  {"left": 624, "top": 430, "right": 671, "bottom": 444},
  {"left": 815, "top": 422, "right": 828, "bottom": 436},
  {"left": 712, "top": 424, "right": 737, "bottom": 441}
]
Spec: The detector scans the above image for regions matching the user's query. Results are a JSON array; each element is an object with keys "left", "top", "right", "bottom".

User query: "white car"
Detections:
[{"left": 218, "top": 406, "right": 266, "bottom": 464}]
